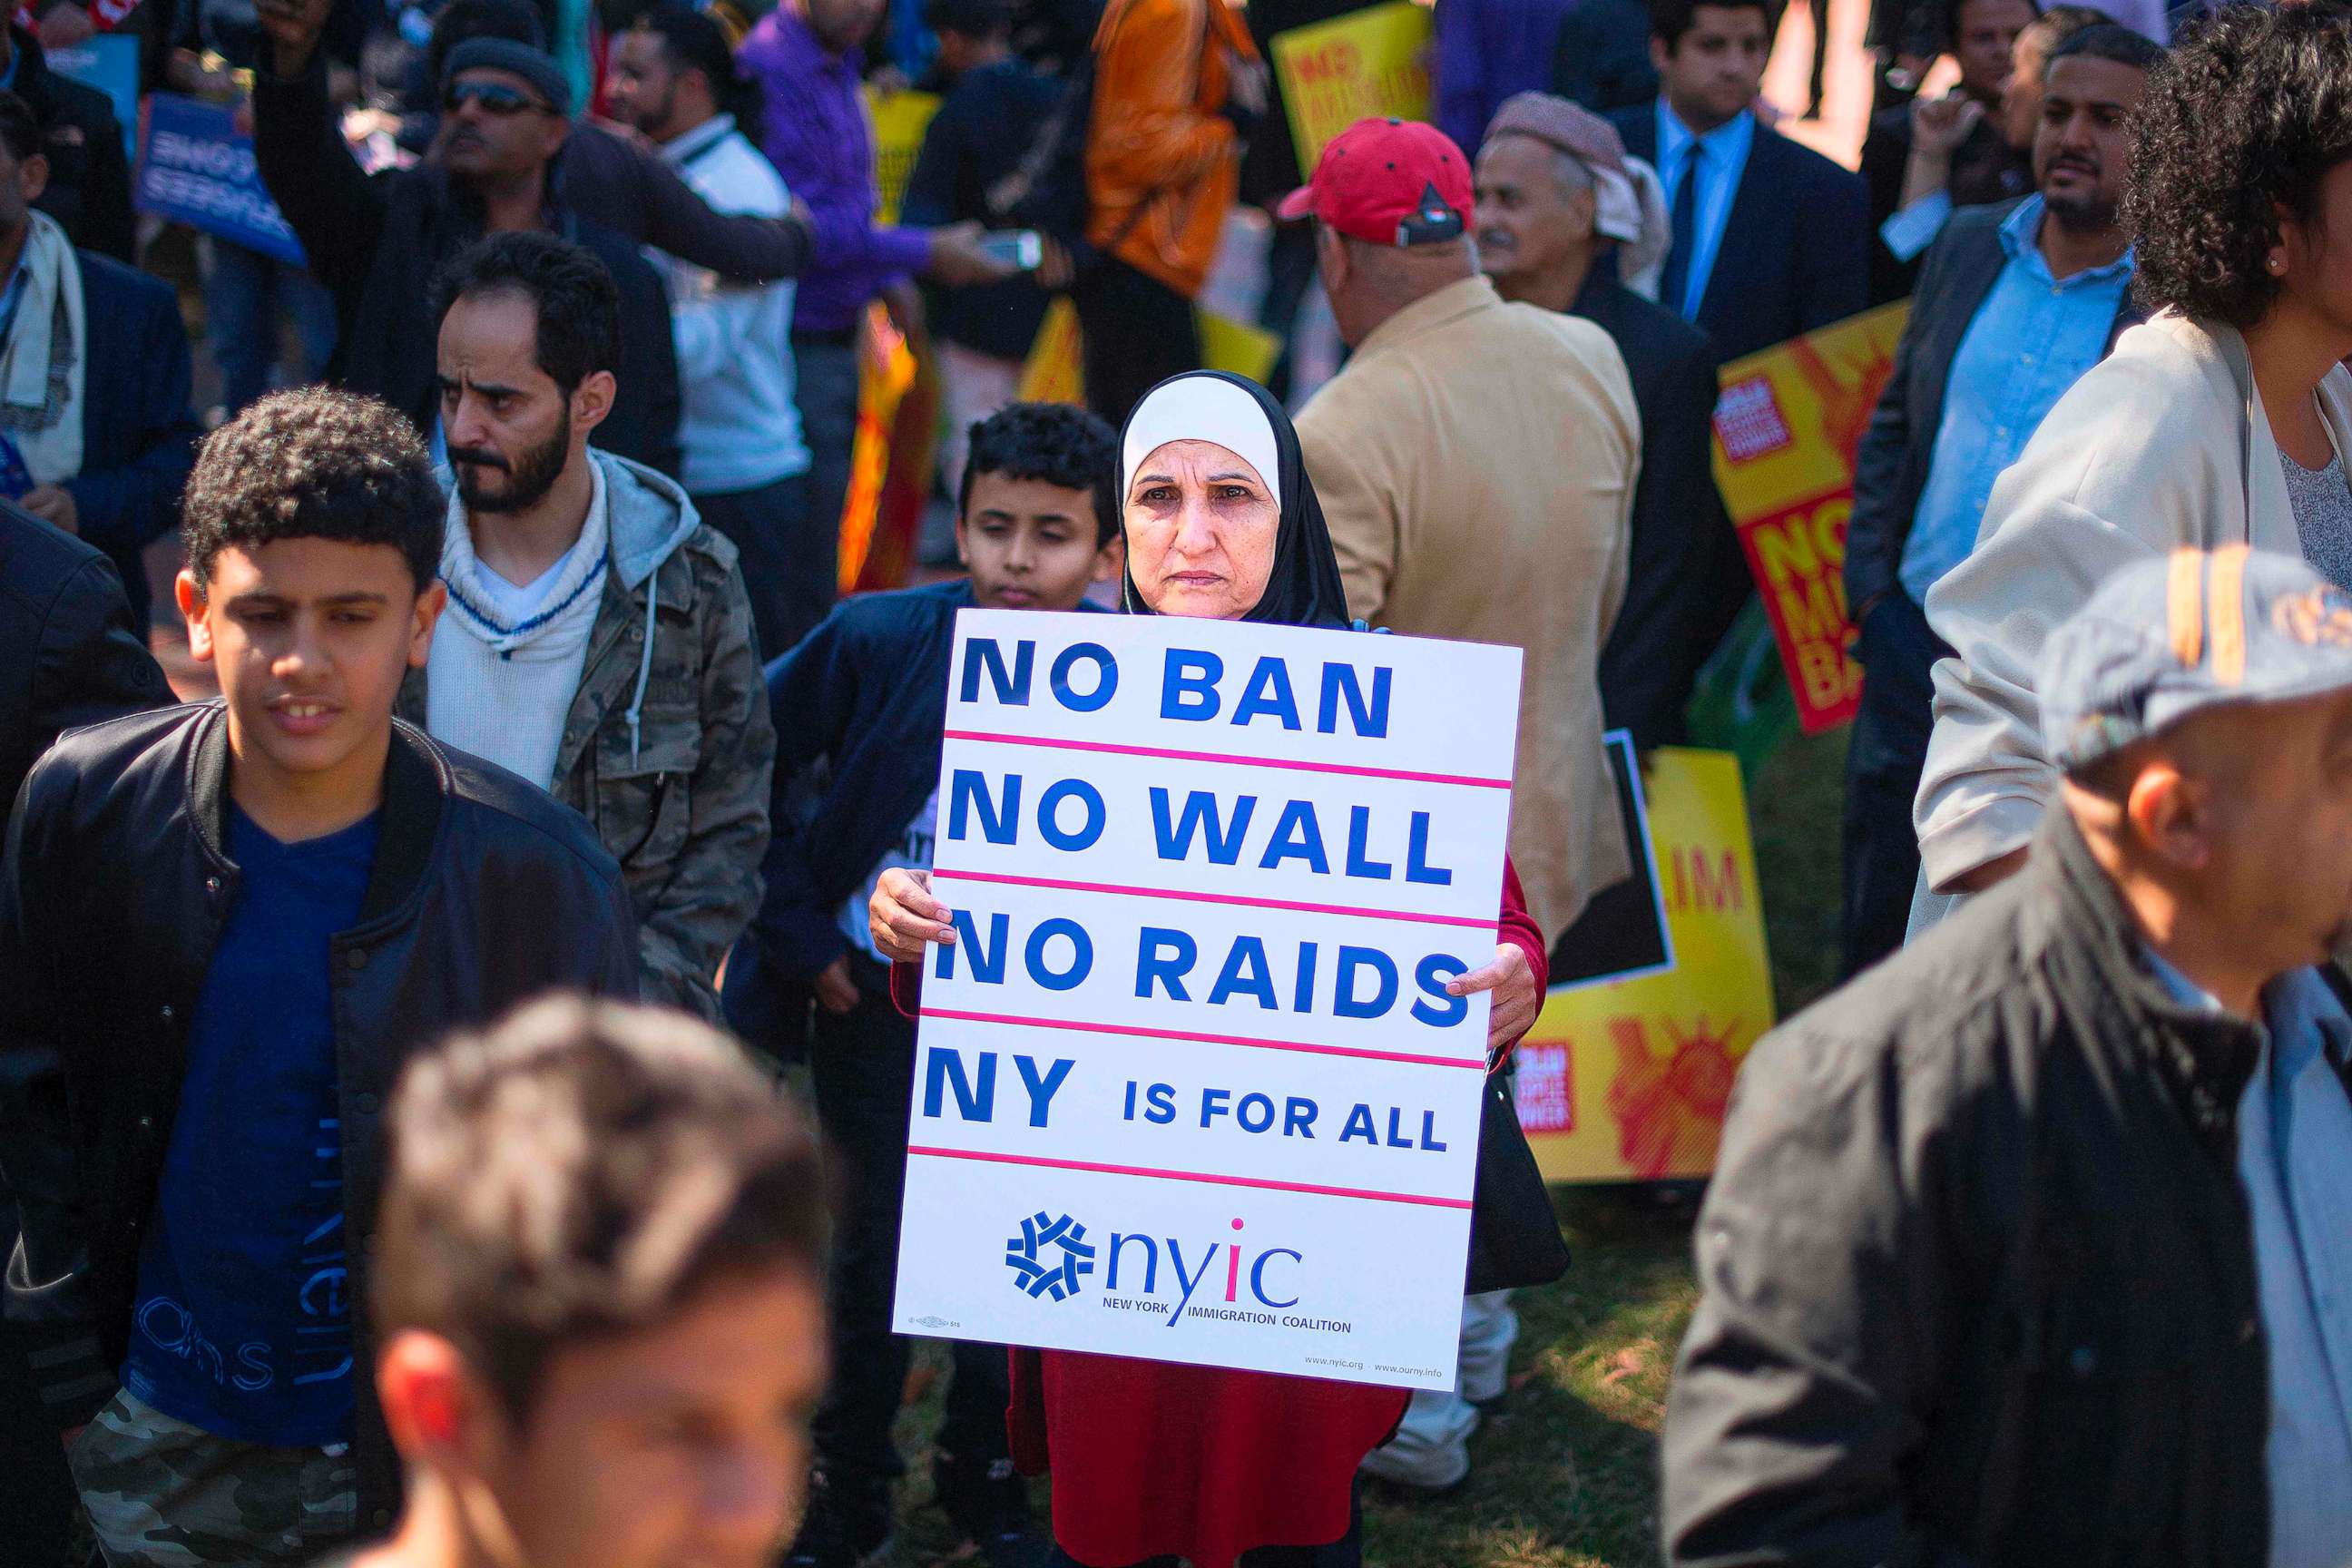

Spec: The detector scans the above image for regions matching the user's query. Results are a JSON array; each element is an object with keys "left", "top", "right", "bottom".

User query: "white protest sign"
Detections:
[{"left": 893, "top": 610, "right": 1524, "bottom": 1391}]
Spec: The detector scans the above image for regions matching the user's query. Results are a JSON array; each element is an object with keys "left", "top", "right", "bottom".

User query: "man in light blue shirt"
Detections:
[
  {"left": 1838, "top": 23, "right": 2160, "bottom": 976},
  {"left": 1895, "top": 191, "right": 2132, "bottom": 598}
]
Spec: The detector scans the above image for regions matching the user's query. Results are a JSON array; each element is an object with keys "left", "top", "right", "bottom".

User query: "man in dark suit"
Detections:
[
  {"left": 1607, "top": 0, "right": 1869, "bottom": 365},
  {"left": 1475, "top": 91, "right": 1729, "bottom": 750},
  {"left": 1608, "top": 0, "right": 1869, "bottom": 681},
  {"left": 0, "top": 22, "right": 133, "bottom": 261},
  {"left": 0, "top": 90, "right": 201, "bottom": 637},
  {"left": 1838, "top": 22, "right": 2158, "bottom": 973},
  {"left": 0, "top": 499, "right": 172, "bottom": 1568}
]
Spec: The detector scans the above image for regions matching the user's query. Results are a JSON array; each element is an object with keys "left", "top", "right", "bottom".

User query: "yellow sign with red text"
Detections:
[
  {"left": 1710, "top": 303, "right": 1909, "bottom": 734},
  {"left": 1515, "top": 749, "right": 1774, "bottom": 1183},
  {"left": 1269, "top": 1, "right": 1434, "bottom": 180}
]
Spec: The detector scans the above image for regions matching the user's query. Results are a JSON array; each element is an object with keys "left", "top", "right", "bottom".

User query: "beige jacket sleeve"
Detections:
[
  {"left": 1913, "top": 317, "right": 2344, "bottom": 891},
  {"left": 1297, "top": 397, "right": 1400, "bottom": 626},
  {"left": 1591, "top": 331, "right": 1640, "bottom": 646}
]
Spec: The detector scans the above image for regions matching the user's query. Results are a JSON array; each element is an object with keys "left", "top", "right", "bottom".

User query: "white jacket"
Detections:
[
  {"left": 653, "top": 114, "right": 808, "bottom": 495},
  {"left": 1915, "top": 312, "right": 2352, "bottom": 892}
]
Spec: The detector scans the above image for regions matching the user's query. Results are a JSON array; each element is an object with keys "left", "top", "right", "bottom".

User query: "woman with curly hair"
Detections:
[{"left": 1908, "top": 0, "right": 2352, "bottom": 923}]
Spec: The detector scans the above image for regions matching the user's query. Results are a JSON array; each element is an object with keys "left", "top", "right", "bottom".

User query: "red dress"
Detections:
[{"left": 896, "top": 862, "right": 1549, "bottom": 1568}]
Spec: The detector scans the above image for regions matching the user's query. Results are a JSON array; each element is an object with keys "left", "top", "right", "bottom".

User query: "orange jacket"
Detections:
[{"left": 1083, "top": 0, "right": 1257, "bottom": 298}]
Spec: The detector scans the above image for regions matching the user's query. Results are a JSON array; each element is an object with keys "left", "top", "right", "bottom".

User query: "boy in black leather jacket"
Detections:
[{"left": 0, "top": 387, "right": 638, "bottom": 1567}]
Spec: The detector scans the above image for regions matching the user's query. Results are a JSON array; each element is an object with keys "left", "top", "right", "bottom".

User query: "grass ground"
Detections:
[{"left": 881, "top": 725, "right": 1854, "bottom": 1568}]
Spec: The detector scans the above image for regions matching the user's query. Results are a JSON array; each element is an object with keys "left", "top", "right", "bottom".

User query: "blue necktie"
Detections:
[{"left": 1660, "top": 142, "right": 1703, "bottom": 319}]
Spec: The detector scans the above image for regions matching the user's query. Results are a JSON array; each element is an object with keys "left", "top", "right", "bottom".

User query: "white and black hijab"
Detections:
[{"left": 1116, "top": 371, "right": 1354, "bottom": 631}]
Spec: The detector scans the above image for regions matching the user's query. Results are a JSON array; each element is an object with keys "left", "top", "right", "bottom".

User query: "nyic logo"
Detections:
[
  {"left": 1005, "top": 1211, "right": 1095, "bottom": 1301},
  {"left": 1005, "top": 1210, "right": 1310, "bottom": 1325}
]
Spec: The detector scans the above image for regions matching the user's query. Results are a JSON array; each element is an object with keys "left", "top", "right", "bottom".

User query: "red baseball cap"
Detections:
[{"left": 1277, "top": 117, "right": 1474, "bottom": 246}]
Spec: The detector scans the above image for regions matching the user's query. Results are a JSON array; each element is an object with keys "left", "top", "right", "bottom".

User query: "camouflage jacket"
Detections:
[{"left": 401, "top": 453, "right": 775, "bottom": 1016}]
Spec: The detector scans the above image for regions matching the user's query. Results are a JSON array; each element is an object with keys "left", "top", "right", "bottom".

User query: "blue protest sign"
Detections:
[
  {"left": 134, "top": 93, "right": 306, "bottom": 266},
  {"left": 44, "top": 34, "right": 140, "bottom": 161}
]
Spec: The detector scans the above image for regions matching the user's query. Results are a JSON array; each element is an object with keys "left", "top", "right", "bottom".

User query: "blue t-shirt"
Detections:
[{"left": 122, "top": 804, "right": 380, "bottom": 1448}]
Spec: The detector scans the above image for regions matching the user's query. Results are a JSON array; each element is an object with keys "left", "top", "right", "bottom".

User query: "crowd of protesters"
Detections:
[{"left": 0, "top": 0, "right": 2348, "bottom": 1563}]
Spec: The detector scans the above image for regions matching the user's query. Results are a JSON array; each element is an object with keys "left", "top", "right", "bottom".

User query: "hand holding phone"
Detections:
[{"left": 976, "top": 230, "right": 1044, "bottom": 270}]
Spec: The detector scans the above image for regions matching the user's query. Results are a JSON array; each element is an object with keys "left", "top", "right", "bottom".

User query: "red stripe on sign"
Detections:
[
  {"left": 919, "top": 1006, "right": 1486, "bottom": 1071},
  {"left": 906, "top": 1144, "right": 1475, "bottom": 1209},
  {"left": 941, "top": 729, "right": 1513, "bottom": 789},
  {"left": 928, "top": 867, "right": 1498, "bottom": 930}
]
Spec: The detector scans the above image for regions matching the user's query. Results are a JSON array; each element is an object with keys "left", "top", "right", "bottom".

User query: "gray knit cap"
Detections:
[{"left": 442, "top": 37, "right": 572, "bottom": 116}]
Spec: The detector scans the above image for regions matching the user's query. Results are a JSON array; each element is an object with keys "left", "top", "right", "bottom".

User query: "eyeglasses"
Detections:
[{"left": 442, "top": 81, "right": 556, "bottom": 117}]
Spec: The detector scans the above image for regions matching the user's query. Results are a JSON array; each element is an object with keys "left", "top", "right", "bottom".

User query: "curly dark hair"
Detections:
[
  {"left": 430, "top": 230, "right": 621, "bottom": 399},
  {"left": 2124, "top": 3, "right": 2352, "bottom": 328},
  {"left": 960, "top": 401, "right": 1121, "bottom": 545},
  {"left": 181, "top": 387, "right": 444, "bottom": 595}
]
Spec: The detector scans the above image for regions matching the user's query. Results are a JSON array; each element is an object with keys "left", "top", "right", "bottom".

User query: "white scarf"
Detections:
[
  {"left": 1596, "top": 155, "right": 1671, "bottom": 302},
  {"left": 426, "top": 467, "right": 611, "bottom": 788},
  {"left": 0, "top": 210, "right": 83, "bottom": 485}
]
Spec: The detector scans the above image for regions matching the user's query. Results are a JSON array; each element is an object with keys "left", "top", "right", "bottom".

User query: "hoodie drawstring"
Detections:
[{"left": 624, "top": 571, "right": 658, "bottom": 764}]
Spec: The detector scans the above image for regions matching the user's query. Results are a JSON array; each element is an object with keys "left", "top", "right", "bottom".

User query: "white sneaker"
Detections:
[{"left": 1357, "top": 1390, "right": 1477, "bottom": 1491}]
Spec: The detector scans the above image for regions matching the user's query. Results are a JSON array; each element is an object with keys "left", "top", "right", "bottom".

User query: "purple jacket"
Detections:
[
  {"left": 739, "top": 10, "right": 931, "bottom": 333},
  {"left": 1436, "top": 0, "right": 1573, "bottom": 158}
]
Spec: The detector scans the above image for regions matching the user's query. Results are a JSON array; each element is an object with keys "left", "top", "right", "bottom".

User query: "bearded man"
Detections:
[{"left": 402, "top": 230, "right": 774, "bottom": 1018}]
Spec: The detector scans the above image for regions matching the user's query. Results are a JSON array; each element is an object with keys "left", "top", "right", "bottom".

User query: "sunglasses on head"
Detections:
[{"left": 442, "top": 80, "right": 554, "bottom": 117}]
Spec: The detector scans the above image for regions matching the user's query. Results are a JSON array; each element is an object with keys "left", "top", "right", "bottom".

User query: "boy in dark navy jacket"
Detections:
[{"left": 726, "top": 401, "right": 1121, "bottom": 1568}]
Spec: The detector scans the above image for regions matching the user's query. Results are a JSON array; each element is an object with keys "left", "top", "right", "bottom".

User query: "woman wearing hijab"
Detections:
[{"left": 870, "top": 372, "right": 1549, "bottom": 1565}]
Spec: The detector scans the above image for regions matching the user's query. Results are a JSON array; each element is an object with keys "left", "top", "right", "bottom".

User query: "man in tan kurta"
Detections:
[{"left": 1288, "top": 117, "right": 1640, "bottom": 946}]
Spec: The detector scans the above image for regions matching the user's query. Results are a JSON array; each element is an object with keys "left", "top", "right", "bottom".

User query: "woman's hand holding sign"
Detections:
[
  {"left": 871, "top": 867, "right": 955, "bottom": 965},
  {"left": 1446, "top": 943, "right": 1540, "bottom": 1065}
]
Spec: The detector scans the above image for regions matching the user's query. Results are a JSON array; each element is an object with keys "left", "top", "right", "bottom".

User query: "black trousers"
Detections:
[
  {"left": 1073, "top": 255, "right": 1200, "bottom": 427},
  {"left": 693, "top": 472, "right": 821, "bottom": 663},
  {"left": 791, "top": 332, "right": 859, "bottom": 634},
  {"left": 808, "top": 965, "right": 1012, "bottom": 1490},
  {"left": 1839, "top": 591, "right": 1950, "bottom": 978}
]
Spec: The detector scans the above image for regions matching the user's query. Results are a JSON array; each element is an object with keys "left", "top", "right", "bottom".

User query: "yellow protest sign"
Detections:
[
  {"left": 1269, "top": 1, "right": 1434, "bottom": 180},
  {"left": 863, "top": 87, "right": 941, "bottom": 224},
  {"left": 1018, "top": 296, "right": 1086, "bottom": 406},
  {"left": 1710, "top": 302, "right": 1909, "bottom": 734},
  {"left": 1018, "top": 300, "right": 1282, "bottom": 407},
  {"left": 1198, "top": 309, "right": 1282, "bottom": 384},
  {"left": 1514, "top": 748, "right": 1774, "bottom": 1183}
]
